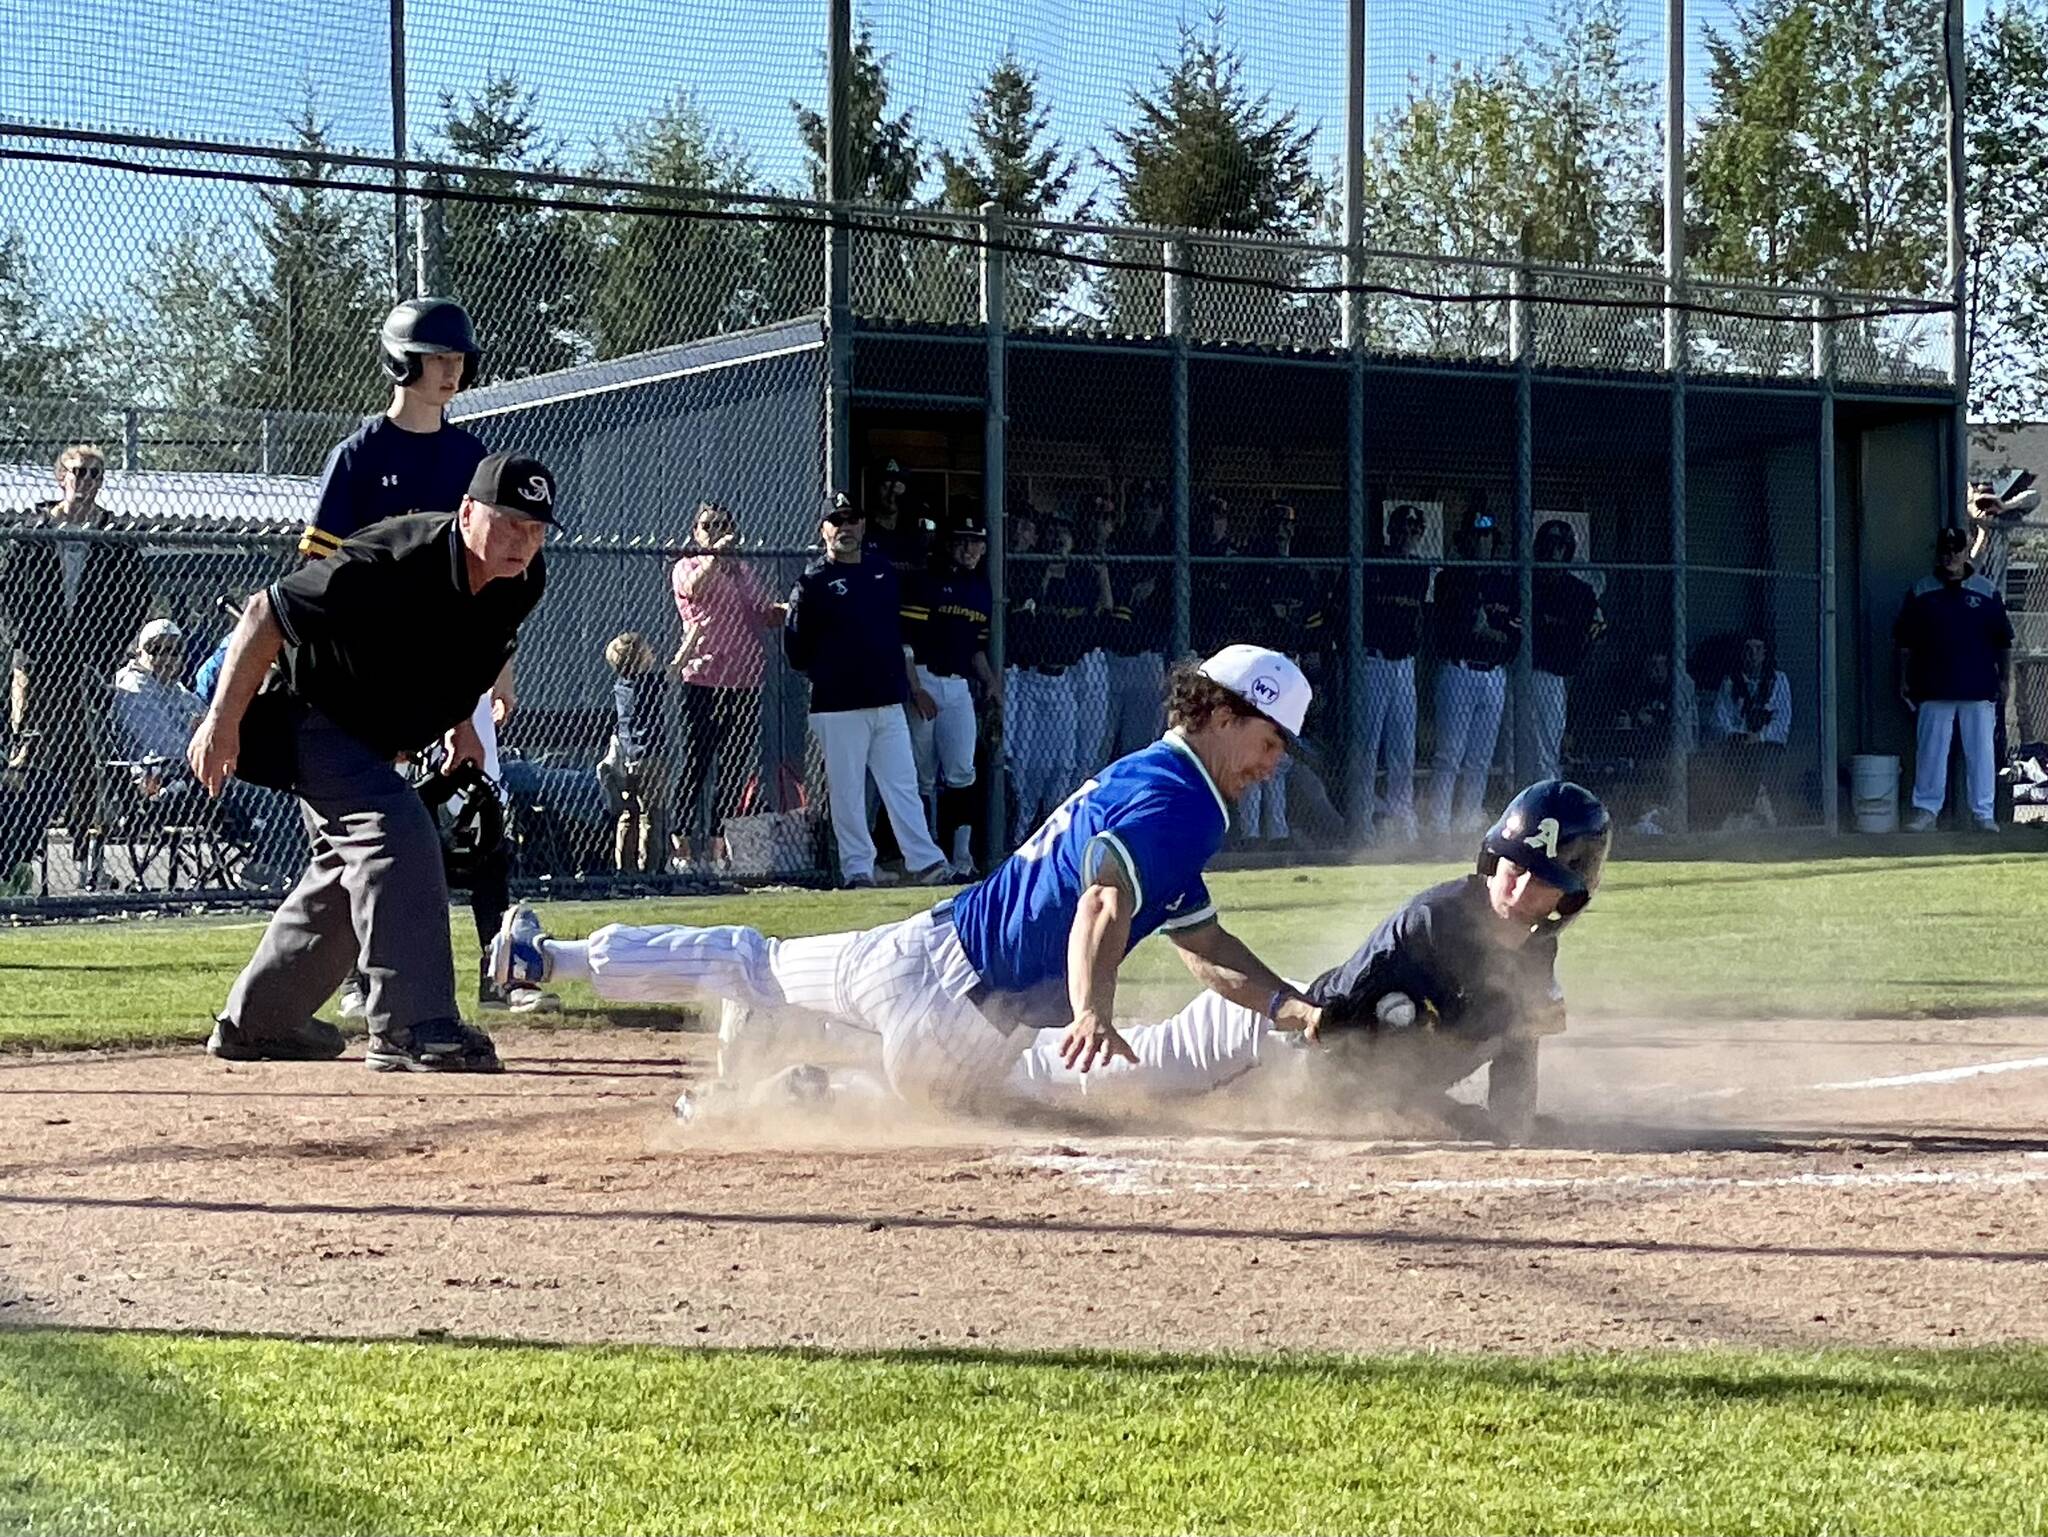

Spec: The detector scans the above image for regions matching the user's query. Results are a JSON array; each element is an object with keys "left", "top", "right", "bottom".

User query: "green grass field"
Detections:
[
  {"left": 4, "top": 1330, "right": 2047, "bottom": 1536},
  {"left": 11, "top": 851, "right": 2048, "bottom": 1533},
  {"left": 4, "top": 850, "right": 2044, "bottom": 1051}
]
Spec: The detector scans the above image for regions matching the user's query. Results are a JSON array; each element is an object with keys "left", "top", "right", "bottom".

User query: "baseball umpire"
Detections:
[
  {"left": 1007, "top": 778, "right": 1610, "bottom": 1144},
  {"left": 300, "top": 295, "right": 545, "bottom": 1016},
  {"left": 192, "top": 452, "right": 556, "bottom": 1071}
]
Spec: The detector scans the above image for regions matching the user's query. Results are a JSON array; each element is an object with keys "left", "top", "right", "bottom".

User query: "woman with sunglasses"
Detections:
[{"left": 669, "top": 502, "right": 784, "bottom": 876}]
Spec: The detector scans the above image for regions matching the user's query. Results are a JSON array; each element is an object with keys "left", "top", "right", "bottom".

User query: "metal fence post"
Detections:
[
  {"left": 123, "top": 407, "right": 141, "bottom": 471},
  {"left": 823, "top": 0, "right": 854, "bottom": 494},
  {"left": 1817, "top": 293, "right": 1840, "bottom": 834},
  {"left": 1166, "top": 237, "right": 1191, "bottom": 661},
  {"left": 415, "top": 171, "right": 449, "bottom": 297},
  {"left": 980, "top": 201, "right": 1009, "bottom": 856},
  {"left": 1944, "top": 0, "right": 1969, "bottom": 518},
  {"left": 259, "top": 411, "right": 277, "bottom": 475},
  {"left": 388, "top": 0, "right": 410, "bottom": 301},
  {"left": 1663, "top": 0, "right": 1694, "bottom": 831},
  {"left": 1342, "top": 0, "right": 1372, "bottom": 841},
  {"left": 1663, "top": 0, "right": 1686, "bottom": 374},
  {"left": 1510, "top": 252, "right": 1535, "bottom": 787},
  {"left": 1668, "top": 358, "right": 1690, "bottom": 832}
]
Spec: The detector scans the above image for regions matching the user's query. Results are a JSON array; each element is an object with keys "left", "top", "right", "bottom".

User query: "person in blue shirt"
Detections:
[
  {"left": 1005, "top": 780, "right": 1611, "bottom": 1145},
  {"left": 489, "top": 644, "right": 1324, "bottom": 1111}
]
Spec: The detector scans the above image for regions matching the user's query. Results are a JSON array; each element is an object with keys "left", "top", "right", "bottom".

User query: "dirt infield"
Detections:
[{"left": 5, "top": 1013, "right": 2048, "bottom": 1356}]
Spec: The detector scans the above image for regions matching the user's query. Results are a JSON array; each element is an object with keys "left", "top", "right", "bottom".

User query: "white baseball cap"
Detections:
[
  {"left": 1197, "top": 644, "right": 1311, "bottom": 740},
  {"left": 137, "top": 617, "right": 183, "bottom": 649}
]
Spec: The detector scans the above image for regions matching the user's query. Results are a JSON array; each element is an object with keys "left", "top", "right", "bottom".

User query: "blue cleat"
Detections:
[{"left": 489, "top": 904, "right": 554, "bottom": 992}]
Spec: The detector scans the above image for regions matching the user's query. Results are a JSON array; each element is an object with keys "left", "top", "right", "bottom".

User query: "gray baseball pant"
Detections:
[{"left": 221, "top": 711, "right": 459, "bottom": 1038}]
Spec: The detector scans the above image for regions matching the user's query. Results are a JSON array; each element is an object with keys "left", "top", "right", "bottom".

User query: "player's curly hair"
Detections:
[{"left": 1164, "top": 658, "right": 1264, "bottom": 734}]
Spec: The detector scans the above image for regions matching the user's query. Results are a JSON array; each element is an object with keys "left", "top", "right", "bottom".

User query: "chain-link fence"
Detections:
[{"left": 0, "top": 0, "right": 1973, "bottom": 911}]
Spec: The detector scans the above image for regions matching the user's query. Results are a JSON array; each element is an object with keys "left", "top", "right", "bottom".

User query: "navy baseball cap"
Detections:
[
  {"left": 1936, "top": 526, "right": 1968, "bottom": 557},
  {"left": 467, "top": 452, "right": 559, "bottom": 525},
  {"left": 823, "top": 492, "right": 863, "bottom": 525}
]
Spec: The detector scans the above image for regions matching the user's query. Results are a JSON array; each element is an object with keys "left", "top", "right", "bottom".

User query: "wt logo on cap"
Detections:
[{"left": 1250, "top": 675, "right": 1280, "bottom": 706}]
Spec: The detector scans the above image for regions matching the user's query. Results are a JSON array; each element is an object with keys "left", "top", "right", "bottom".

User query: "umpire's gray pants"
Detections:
[{"left": 222, "top": 712, "right": 457, "bottom": 1038}]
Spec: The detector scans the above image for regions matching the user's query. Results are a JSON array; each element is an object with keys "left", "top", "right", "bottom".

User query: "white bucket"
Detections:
[{"left": 1850, "top": 754, "right": 1900, "bottom": 833}]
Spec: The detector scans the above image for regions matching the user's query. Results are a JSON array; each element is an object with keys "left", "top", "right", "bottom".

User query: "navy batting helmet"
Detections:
[
  {"left": 1478, "top": 779, "right": 1611, "bottom": 924},
  {"left": 380, "top": 297, "right": 481, "bottom": 388}
]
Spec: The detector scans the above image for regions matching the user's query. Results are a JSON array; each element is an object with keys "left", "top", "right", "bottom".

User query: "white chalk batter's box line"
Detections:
[{"left": 1005, "top": 1154, "right": 2048, "bottom": 1198}]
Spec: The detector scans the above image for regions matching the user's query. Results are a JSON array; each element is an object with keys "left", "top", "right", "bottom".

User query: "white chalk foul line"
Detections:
[
  {"left": 1811, "top": 1054, "right": 2048, "bottom": 1091},
  {"left": 1010, "top": 1153, "right": 2048, "bottom": 1199}
]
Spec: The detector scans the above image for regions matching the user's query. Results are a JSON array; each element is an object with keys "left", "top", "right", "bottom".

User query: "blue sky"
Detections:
[{"left": 1, "top": 0, "right": 1980, "bottom": 312}]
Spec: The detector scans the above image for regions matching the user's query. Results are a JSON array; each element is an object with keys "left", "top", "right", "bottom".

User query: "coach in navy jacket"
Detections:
[
  {"left": 785, "top": 495, "right": 949, "bottom": 886},
  {"left": 1895, "top": 526, "right": 2013, "bottom": 832}
]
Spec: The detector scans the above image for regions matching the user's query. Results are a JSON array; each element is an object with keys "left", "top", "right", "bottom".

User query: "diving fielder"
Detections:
[
  {"left": 1007, "top": 779, "right": 1611, "bottom": 1144},
  {"left": 491, "top": 645, "right": 1326, "bottom": 1108}
]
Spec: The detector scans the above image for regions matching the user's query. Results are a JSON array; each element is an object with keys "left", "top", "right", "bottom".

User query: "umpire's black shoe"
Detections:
[
  {"left": 206, "top": 1015, "right": 348, "bottom": 1063},
  {"left": 365, "top": 1019, "right": 503, "bottom": 1074}
]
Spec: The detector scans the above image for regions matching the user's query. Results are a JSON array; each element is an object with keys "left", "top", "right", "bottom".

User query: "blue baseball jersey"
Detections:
[
  {"left": 950, "top": 731, "right": 1228, "bottom": 1004},
  {"left": 300, "top": 415, "right": 489, "bottom": 559}
]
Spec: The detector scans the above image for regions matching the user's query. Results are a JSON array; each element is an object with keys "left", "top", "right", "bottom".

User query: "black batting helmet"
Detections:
[
  {"left": 1478, "top": 779, "right": 1611, "bottom": 925},
  {"left": 380, "top": 297, "right": 481, "bottom": 388},
  {"left": 1536, "top": 518, "right": 1577, "bottom": 563}
]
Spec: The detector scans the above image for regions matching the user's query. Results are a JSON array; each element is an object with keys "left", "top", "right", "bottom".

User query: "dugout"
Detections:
[
  {"left": 852, "top": 324, "right": 1956, "bottom": 834},
  {"left": 436, "top": 310, "right": 1955, "bottom": 836}
]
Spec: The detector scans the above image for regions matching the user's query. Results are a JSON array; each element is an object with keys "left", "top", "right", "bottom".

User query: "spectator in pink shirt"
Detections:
[{"left": 669, "top": 501, "right": 785, "bottom": 874}]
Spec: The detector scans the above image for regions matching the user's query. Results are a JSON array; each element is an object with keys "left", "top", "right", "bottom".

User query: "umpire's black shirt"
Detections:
[{"left": 267, "top": 512, "right": 546, "bottom": 759}]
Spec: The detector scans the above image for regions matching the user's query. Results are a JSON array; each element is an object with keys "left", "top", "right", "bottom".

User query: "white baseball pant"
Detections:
[
  {"left": 1912, "top": 698, "right": 1996, "bottom": 821},
  {"left": 1237, "top": 754, "right": 1292, "bottom": 840},
  {"left": 1528, "top": 669, "right": 1569, "bottom": 782},
  {"left": 810, "top": 705, "right": 946, "bottom": 880},
  {"left": 908, "top": 666, "right": 978, "bottom": 799},
  {"left": 568, "top": 908, "right": 1024, "bottom": 1109},
  {"left": 1104, "top": 651, "right": 1165, "bottom": 760},
  {"left": 1358, "top": 654, "right": 1418, "bottom": 835},
  {"left": 1071, "top": 648, "right": 1111, "bottom": 789},
  {"left": 1006, "top": 668, "right": 1077, "bottom": 845},
  {"left": 1007, "top": 986, "right": 1278, "bottom": 1103},
  {"left": 1426, "top": 662, "right": 1506, "bottom": 832}
]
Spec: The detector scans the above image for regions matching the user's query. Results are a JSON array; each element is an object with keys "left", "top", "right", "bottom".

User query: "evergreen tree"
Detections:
[
  {"left": 1967, "top": 1, "right": 2048, "bottom": 421},
  {"left": 238, "top": 104, "right": 390, "bottom": 470},
  {"left": 588, "top": 92, "right": 765, "bottom": 355},
  {"left": 1093, "top": 11, "right": 1329, "bottom": 342},
  {"left": 795, "top": 25, "right": 924, "bottom": 203},
  {"left": 936, "top": 52, "right": 1085, "bottom": 324},
  {"left": 433, "top": 74, "right": 593, "bottom": 379}
]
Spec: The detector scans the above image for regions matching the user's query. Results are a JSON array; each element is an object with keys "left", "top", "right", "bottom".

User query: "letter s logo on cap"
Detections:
[{"left": 522, "top": 475, "right": 552, "bottom": 505}]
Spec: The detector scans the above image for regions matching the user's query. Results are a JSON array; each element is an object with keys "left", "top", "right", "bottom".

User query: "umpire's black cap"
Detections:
[{"left": 467, "top": 452, "right": 560, "bottom": 525}]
